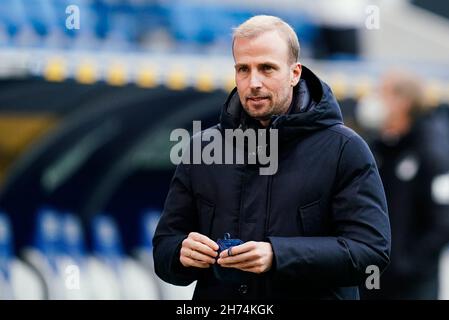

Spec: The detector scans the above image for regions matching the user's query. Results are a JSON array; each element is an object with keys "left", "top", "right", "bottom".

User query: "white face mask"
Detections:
[{"left": 355, "top": 94, "right": 389, "bottom": 131}]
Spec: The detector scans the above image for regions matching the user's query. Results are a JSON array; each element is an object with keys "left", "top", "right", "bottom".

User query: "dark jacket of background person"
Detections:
[
  {"left": 153, "top": 67, "right": 391, "bottom": 300},
  {"left": 362, "top": 111, "right": 449, "bottom": 299}
]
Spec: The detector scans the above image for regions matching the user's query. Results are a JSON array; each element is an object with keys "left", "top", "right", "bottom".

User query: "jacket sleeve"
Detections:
[
  {"left": 152, "top": 162, "right": 202, "bottom": 286},
  {"left": 268, "top": 135, "right": 391, "bottom": 287}
]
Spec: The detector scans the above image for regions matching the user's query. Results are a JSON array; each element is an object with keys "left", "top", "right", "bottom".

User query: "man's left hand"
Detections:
[{"left": 217, "top": 241, "right": 273, "bottom": 274}]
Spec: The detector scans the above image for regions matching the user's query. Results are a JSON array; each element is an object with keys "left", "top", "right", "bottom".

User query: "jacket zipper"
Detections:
[
  {"left": 237, "top": 166, "right": 248, "bottom": 239},
  {"left": 264, "top": 122, "right": 277, "bottom": 236},
  {"left": 264, "top": 174, "right": 273, "bottom": 236}
]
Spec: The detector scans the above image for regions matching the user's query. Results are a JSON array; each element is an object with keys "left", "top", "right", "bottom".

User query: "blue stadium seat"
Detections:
[
  {"left": 0, "top": 0, "right": 27, "bottom": 40},
  {"left": 22, "top": 207, "right": 66, "bottom": 299},
  {"left": 0, "top": 212, "right": 45, "bottom": 300},
  {"left": 91, "top": 214, "right": 123, "bottom": 270},
  {"left": 62, "top": 212, "right": 87, "bottom": 264},
  {"left": 135, "top": 209, "right": 196, "bottom": 300},
  {"left": 90, "top": 214, "right": 159, "bottom": 299},
  {"left": 59, "top": 212, "right": 92, "bottom": 299},
  {"left": 24, "top": 0, "right": 57, "bottom": 38},
  {"left": 0, "top": 213, "right": 14, "bottom": 299},
  {"left": 140, "top": 209, "right": 161, "bottom": 251},
  {"left": 33, "top": 207, "right": 63, "bottom": 271}
]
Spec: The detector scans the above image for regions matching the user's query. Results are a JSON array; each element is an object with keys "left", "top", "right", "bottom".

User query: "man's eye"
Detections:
[
  {"left": 263, "top": 65, "right": 273, "bottom": 71},
  {"left": 238, "top": 67, "right": 248, "bottom": 72}
]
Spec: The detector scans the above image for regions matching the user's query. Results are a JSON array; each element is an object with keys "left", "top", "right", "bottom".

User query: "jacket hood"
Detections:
[{"left": 219, "top": 66, "right": 343, "bottom": 140}]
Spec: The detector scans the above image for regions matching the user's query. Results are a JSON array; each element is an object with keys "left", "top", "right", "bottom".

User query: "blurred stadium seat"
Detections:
[
  {"left": 0, "top": 0, "right": 318, "bottom": 54},
  {"left": 23, "top": 207, "right": 71, "bottom": 299},
  {"left": 135, "top": 209, "right": 196, "bottom": 300},
  {"left": 89, "top": 214, "right": 159, "bottom": 299},
  {"left": 0, "top": 212, "right": 45, "bottom": 299},
  {"left": 0, "top": 1, "right": 26, "bottom": 42}
]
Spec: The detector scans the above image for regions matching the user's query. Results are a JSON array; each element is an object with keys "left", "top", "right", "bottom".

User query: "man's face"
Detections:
[
  {"left": 233, "top": 30, "right": 301, "bottom": 124},
  {"left": 380, "top": 74, "right": 410, "bottom": 120}
]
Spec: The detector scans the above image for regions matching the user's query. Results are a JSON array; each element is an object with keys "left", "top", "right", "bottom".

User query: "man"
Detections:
[
  {"left": 360, "top": 70, "right": 449, "bottom": 299},
  {"left": 153, "top": 15, "right": 391, "bottom": 300}
]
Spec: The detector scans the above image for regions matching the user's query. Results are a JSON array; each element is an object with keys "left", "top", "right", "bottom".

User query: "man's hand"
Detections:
[
  {"left": 217, "top": 241, "right": 273, "bottom": 274},
  {"left": 180, "top": 232, "right": 219, "bottom": 268}
]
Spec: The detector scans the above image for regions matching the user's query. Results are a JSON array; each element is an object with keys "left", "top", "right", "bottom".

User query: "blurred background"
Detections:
[{"left": 0, "top": 0, "right": 448, "bottom": 300}]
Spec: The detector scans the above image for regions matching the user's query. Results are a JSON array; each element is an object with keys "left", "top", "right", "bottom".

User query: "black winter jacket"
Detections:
[
  {"left": 153, "top": 66, "right": 391, "bottom": 300},
  {"left": 362, "top": 112, "right": 449, "bottom": 299}
]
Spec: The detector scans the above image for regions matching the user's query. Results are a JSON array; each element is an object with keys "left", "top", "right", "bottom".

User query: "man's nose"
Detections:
[{"left": 249, "top": 72, "right": 262, "bottom": 89}]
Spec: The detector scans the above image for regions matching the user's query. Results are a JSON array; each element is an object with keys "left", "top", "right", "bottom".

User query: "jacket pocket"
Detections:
[
  {"left": 197, "top": 197, "right": 215, "bottom": 236},
  {"left": 297, "top": 199, "right": 323, "bottom": 236}
]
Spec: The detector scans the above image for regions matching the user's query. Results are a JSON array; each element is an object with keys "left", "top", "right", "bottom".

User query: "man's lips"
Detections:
[{"left": 247, "top": 96, "right": 270, "bottom": 101}]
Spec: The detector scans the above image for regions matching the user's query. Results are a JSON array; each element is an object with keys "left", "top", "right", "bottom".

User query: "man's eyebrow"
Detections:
[
  {"left": 260, "top": 62, "right": 279, "bottom": 68},
  {"left": 234, "top": 62, "right": 280, "bottom": 68},
  {"left": 234, "top": 63, "right": 247, "bottom": 69}
]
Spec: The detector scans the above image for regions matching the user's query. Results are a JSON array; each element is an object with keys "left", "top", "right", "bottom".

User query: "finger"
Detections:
[
  {"left": 181, "top": 247, "right": 216, "bottom": 264},
  {"left": 217, "top": 251, "right": 256, "bottom": 265},
  {"left": 190, "top": 249, "right": 216, "bottom": 264},
  {"left": 219, "top": 241, "right": 255, "bottom": 258},
  {"left": 240, "top": 265, "right": 265, "bottom": 273},
  {"left": 189, "top": 232, "right": 219, "bottom": 251},
  {"left": 188, "top": 239, "right": 218, "bottom": 258},
  {"left": 181, "top": 247, "right": 215, "bottom": 264},
  {"left": 184, "top": 238, "right": 217, "bottom": 258},
  {"left": 180, "top": 256, "right": 211, "bottom": 268},
  {"left": 221, "top": 260, "right": 259, "bottom": 269}
]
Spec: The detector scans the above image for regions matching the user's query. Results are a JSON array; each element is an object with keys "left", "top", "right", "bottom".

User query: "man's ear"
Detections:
[{"left": 291, "top": 63, "right": 302, "bottom": 87}]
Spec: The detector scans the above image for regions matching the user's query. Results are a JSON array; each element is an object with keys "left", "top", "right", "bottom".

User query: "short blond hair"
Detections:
[
  {"left": 232, "top": 15, "right": 300, "bottom": 64},
  {"left": 383, "top": 69, "right": 426, "bottom": 116}
]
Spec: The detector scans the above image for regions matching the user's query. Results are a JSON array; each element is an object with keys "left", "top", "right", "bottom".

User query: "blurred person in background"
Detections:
[
  {"left": 153, "top": 15, "right": 391, "bottom": 300},
  {"left": 360, "top": 70, "right": 449, "bottom": 299}
]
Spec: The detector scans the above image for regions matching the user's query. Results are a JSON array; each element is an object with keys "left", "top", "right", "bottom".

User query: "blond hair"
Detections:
[
  {"left": 383, "top": 69, "right": 426, "bottom": 116},
  {"left": 232, "top": 15, "right": 300, "bottom": 64}
]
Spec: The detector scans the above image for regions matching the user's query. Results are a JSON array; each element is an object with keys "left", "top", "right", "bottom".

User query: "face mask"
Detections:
[{"left": 355, "top": 94, "right": 389, "bottom": 132}]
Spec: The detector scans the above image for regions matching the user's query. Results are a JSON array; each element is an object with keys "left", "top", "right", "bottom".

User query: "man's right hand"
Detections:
[{"left": 180, "top": 232, "right": 219, "bottom": 268}]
